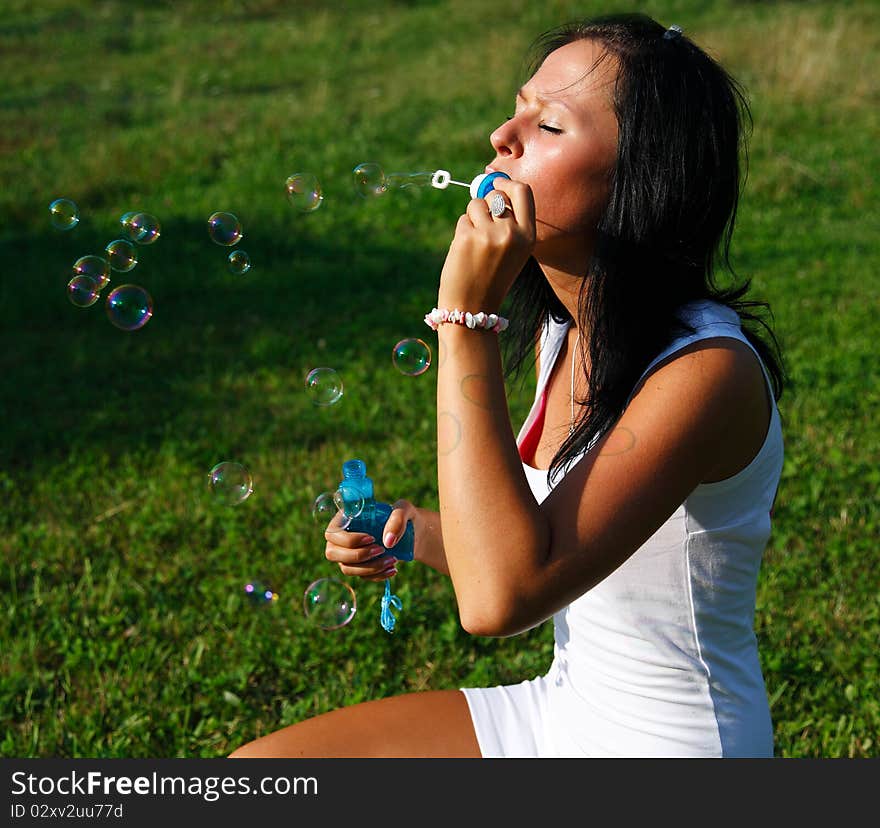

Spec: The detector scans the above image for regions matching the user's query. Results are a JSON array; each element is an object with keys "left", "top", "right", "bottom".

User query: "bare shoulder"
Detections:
[{"left": 628, "top": 336, "right": 771, "bottom": 482}]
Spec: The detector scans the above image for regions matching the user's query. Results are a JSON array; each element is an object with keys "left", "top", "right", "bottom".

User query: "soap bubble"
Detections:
[
  {"left": 286, "top": 173, "right": 323, "bottom": 212},
  {"left": 312, "top": 490, "right": 352, "bottom": 529},
  {"left": 334, "top": 484, "right": 365, "bottom": 521},
  {"left": 105, "top": 239, "right": 138, "bottom": 273},
  {"left": 227, "top": 249, "right": 251, "bottom": 274},
  {"left": 73, "top": 255, "right": 110, "bottom": 291},
  {"left": 106, "top": 284, "right": 153, "bottom": 331},
  {"left": 392, "top": 337, "right": 431, "bottom": 376},
  {"left": 50, "top": 198, "right": 79, "bottom": 230},
  {"left": 303, "top": 577, "right": 357, "bottom": 630},
  {"left": 305, "top": 367, "right": 343, "bottom": 406},
  {"left": 353, "top": 162, "right": 388, "bottom": 198},
  {"left": 244, "top": 580, "right": 278, "bottom": 606},
  {"left": 67, "top": 275, "right": 100, "bottom": 308},
  {"left": 126, "top": 212, "right": 161, "bottom": 245},
  {"left": 385, "top": 170, "right": 435, "bottom": 190},
  {"left": 208, "top": 211, "right": 243, "bottom": 246},
  {"left": 209, "top": 461, "right": 254, "bottom": 505}
]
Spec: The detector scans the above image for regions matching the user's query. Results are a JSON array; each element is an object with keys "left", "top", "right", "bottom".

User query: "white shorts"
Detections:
[{"left": 460, "top": 674, "right": 555, "bottom": 758}]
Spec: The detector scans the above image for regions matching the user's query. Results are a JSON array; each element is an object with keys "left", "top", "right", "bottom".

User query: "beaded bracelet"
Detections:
[{"left": 423, "top": 307, "right": 509, "bottom": 333}]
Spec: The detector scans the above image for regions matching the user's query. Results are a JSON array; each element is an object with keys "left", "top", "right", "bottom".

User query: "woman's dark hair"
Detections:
[{"left": 502, "top": 12, "right": 786, "bottom": 484}]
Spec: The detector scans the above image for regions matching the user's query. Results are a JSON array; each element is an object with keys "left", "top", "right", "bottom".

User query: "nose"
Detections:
[{"left": 489, "top": 116, "right": 522, "bottom": 159}]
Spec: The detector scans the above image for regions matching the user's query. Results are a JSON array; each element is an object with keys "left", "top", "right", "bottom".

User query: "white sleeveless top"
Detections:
[{"left": 511, "top": 300, "right": 783, "bottom": 756}]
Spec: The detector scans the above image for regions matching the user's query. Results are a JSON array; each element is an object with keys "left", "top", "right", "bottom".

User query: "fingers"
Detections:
[
  {"left": 325, "top": 534, "right": 398, "bottom": 581},
  {"left": 323, "top": 500, "right": 414, "bottom": 583},
  {"left": 488, "top": 177, "right": 536, "bottom": 235},
  {"left": 383, "top": 499, "right": 414, "bottom": 549}
]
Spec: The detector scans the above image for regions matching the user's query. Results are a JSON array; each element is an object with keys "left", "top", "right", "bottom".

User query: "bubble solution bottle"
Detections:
[{"left": 338, "top": 459, "right": 414, "bottom": 561}]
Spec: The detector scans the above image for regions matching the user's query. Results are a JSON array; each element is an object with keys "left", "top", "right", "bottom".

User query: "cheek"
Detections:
[
  {"left": 523, "top": 146, "right": 613, "bottom": 237},
  {"left": 532, "top": 172, "right": 609, "bottom": 238}
]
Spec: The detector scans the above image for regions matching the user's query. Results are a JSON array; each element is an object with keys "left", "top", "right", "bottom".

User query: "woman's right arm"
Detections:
[{"left": 324, "top": 505, "right": 449, "bottom": 580}]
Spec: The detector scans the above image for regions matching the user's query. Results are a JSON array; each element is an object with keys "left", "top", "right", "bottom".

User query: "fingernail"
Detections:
[
  {"left": 363, "top": 536, "right": 375, "bottom": 543},
  {"left": 382, "top": 567, "right": 397, "bottom": 578},
  {"left": 383, "top": 531, "right": 396, "bottom": 547}
]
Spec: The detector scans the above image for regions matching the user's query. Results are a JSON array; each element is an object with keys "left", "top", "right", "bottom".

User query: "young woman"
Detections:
[{"left": 230, "top": 12, "right": 785, "bottom": 759}]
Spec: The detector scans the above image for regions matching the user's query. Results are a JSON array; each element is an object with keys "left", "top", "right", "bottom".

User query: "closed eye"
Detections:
[{"left": 540, "top": 124, "right": 563, "bottom": 134}]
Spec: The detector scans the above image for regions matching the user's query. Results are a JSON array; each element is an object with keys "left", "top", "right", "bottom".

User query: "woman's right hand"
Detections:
[{"left": 323, "top": 510, "right": 399, "bottom": 582}]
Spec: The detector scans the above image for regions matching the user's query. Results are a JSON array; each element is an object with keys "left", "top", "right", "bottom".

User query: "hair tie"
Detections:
[{"left": 663, "top": 24, "right": 683, "bottom": 41}]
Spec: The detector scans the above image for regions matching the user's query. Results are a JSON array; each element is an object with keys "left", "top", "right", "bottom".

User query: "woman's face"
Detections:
[{"left": 488, "top": 38, "right": 619, "bottom": 260}]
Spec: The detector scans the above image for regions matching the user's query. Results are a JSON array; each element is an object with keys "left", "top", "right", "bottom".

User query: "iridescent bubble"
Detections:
[
  {"left": 126, "top": 212, "right": 161, "bottom": 245},
  {"left": 312, "top": 490, "right": 351, "bottom": 529},
  {"left": 106, "top": 284, "right": 153, "bottom": 331},
  {"left": 286, "top": 173, "right": 323, "bottom": 212},
  {"left": 73, "top": 255, "right": 110, "bottom": 291},
  {"left": 385, "top": 170, "right": 435, "bottom": 190},
  {"left": 244, "top": 580, "right": 278, "bottom": 606},
  {"left": 105, "top": 238, "right": 138, "bottom": 273},
  {"left": 208, "top": 211, "right": 243, "bottom": 246},
  {"left": 50, "top": 198, "right": 79, "bottom": 230},
  {"left": 392, "top": 337, "right": 431, "bottom": 376},
  {"left": 119, "top": 211, "right": 137, "bottom": 232},
  {"left": 334, "top": 484, "right": 365, "bottom": 521},
  {"left": 227, "top": 249, "right": 251, "bottom": 274},
  {"left": 67, "top": 275, "right": 100, "bottom": 308},
  {"left": 353, "top": 162, "right": 387, "bottom": 198},
  {"left": 303, "top": 577, "right": 357, "bottom": 630},
  {"left": 305, "top": 367, "right": 343, "bottom": 406},
  {"left": 209, "top": 461, "right": 254, "bottom": 505}
]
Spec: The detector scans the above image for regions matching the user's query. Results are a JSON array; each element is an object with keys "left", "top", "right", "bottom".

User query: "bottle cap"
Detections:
[
  {"left": 470, "top": 171, "right": 510, "bottom": 199},
  {"left": 342, "top": 459, "right": 366, "bottom": 478}
]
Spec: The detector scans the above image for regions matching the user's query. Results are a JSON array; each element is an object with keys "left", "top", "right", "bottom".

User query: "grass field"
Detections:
[{"left": 1, "top": 0, "right": 877, "bottom": 759}]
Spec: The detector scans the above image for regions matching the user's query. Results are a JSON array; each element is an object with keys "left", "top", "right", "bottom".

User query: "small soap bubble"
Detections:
[
  {"left": 312, "top": 490, "right": 351, "bottom": 529},
  {"left": 67, "top": 275, "right": 100, "bottom": 308},
  {"left": 119, "top": 211, "right": 137, "bottom": 232},
  {"left": 334, "top": 484, "right": 365, "bottom": 521},
  {"left": 106, "top": 284, "right": 153, "bottom": 331},
  {"left": 227, "top": 249, "right": 251, "bottom": 274},
  {"left": 126, "top": 212, "right": 161, "bottom": 245},
  {"left": 208, "top": 211, "right": 243, "bottom": 246},
  {"left": 105, "top": 238, "right": 138, "bottom": 273},
  {"left": 353, "top": 162, "right": 388, "bottom": 198},
  {"left": 50, "top": 198, "right": 79, "bottom": 230},
  {"left": 305, "top": 367, "right": 343, "bottom": 406},
  {"left": 392, "top": 337, "right": 432, "bottom": 376},
  {"left": 286, "top": 173, "right": 323, "bottom": 212},
  {"left": 244, "top": 580, "right": 279, "bottom": 606},
  {"left": 209, "top": 461, "right": 254, "bottom": 505},
  {"left": 73, "top": 255, "right": 110, "bottom": 291},
  {"left": 303, "top": 577, "right": 357, "bottom": 630}
]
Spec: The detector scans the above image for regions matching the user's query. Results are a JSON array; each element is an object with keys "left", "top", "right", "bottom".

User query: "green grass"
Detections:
[{"left": 1, "top": 0, "right": 878, "bottom": 758}]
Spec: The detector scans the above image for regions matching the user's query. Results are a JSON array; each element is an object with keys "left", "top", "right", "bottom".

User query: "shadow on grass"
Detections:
[{"left": 0, "top": 213, "right": 446, "bottom": 474}]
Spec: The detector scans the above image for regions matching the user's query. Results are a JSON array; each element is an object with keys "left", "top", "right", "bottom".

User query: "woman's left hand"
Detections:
[{"left": 437, "top": 177, "right": 536, "bottom": 312}]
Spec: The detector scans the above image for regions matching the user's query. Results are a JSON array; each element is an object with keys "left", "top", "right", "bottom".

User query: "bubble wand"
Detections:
[{"left": 429, "top": 169, "right": 511, "bottom": 197}]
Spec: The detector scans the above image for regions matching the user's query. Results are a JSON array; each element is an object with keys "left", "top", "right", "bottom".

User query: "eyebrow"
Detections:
[{"left": 516, "top": 87, "right": 575, "bottom": 113}]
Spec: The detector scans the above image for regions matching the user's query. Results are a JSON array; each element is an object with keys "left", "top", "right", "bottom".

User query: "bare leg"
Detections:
[{"left": 228, "top": 689, "right": 481, "bottom": 758}]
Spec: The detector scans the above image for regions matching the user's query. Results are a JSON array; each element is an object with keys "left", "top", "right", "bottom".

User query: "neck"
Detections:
[
  {"left": 534, "top": 240, "right": 593, "bottom": 335},
  {"left": 538, "top": 259, "right": 586, "bottom": 340}
]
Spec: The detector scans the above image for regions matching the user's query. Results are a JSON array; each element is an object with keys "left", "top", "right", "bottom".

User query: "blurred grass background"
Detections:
[{"left": 0, "top": 0, "right": 877, "bottom": 758}]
